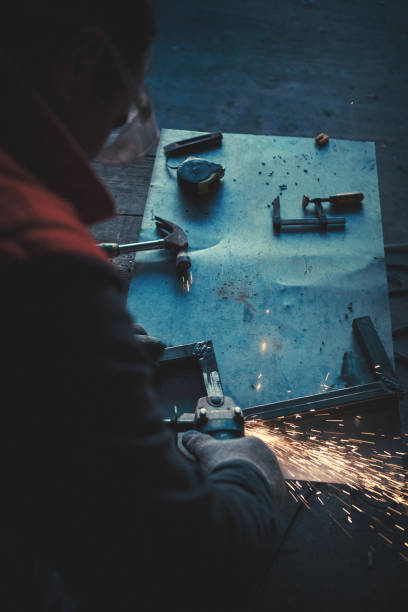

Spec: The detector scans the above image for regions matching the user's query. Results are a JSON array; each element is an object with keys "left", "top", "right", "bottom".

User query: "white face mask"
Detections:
[{"left": 100, "top": 40, "right": 160, "bottom": 164}]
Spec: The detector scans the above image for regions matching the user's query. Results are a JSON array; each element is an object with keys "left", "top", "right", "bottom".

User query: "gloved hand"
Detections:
[
  {"left": 183, "top": 432, "right": 285, "bottom": 508},
  {"left": 133, "top": 323, "right": 166, "bottom": 361}
]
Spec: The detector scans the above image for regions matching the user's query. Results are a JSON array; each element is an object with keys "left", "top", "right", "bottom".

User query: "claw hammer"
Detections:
[{"left": 98, "top": 216, "right": 191, "bottom": 276}]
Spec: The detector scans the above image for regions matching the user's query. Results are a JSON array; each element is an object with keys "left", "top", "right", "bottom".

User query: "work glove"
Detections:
[
  {"left": 133, "top": 323, "right": 166, "bottom": 361},
  {"left": 183, "top": 432, "right": 285, "bottom": 508}
]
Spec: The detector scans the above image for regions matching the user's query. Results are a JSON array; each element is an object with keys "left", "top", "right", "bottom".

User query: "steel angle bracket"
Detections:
[
  {"left": 242, "top": 316, "right": 403, "bottom": 423},
  {"left": 160, "top": 340, "right": 224, "bottom": 431},
  {"left": 242, "top": 381, "right": 400, "bottom": 422},
  {"left": 160, "top": 340, "right": 223, "bottom": 397}
]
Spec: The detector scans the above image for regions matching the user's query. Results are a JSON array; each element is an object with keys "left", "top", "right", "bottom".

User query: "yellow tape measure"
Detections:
[{"left": 177, "top": 157, "right": 225, "bottom": 195}]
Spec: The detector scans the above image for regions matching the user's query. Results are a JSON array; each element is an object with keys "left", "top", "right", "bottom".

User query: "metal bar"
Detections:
[
  {"left": 164, "top": 132, "right": 223, "bottom": 158},
  {"left": 159, "top": 341, "right": 223, "bottom": 398},
  {"left": 352, "top": 316, "right": 396, "bottom": 379},
  {"left": 193, "top": 341, "right": 224, "bottom": 398},
  {"left": 272, "top": 196, "right": 281, "bottom": 231},
  {"left": 242, "top": 381, "right": 398, "bottom": 422},
  {"left": 280, "top": 218, "right": 345, "bottom": 226},
  {"left": 160, "top": 343, "right": 198, "bottom": 362}
]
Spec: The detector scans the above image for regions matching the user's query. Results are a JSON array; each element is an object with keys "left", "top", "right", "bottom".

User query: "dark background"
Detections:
[{"left": 94, "top": 1, "right": 408, "bottom": 609}]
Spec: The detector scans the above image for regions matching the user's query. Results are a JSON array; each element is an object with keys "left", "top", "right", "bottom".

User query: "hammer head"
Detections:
[
  {"left": 155, "top": 216, "right": 188, "bottom": 252},
  {"left": 155, "top": 216, "right": 191, "bottom": 275}
]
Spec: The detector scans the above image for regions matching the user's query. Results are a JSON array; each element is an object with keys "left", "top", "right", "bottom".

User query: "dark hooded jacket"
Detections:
[{"left": 0, "top": 63, "right": 278, "bottom": 612}]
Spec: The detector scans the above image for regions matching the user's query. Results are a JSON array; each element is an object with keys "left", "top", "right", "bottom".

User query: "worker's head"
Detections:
[{"left": 1, "top": 1, "right": 156, "bottom": 157}]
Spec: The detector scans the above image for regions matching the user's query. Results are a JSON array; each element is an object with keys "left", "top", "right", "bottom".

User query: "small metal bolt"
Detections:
[
  {"left": 193, "top": 342, "right": 208, "bottom": 358},
  {"left": 209, "top": 396, "right": 222, "bottom": 406}
]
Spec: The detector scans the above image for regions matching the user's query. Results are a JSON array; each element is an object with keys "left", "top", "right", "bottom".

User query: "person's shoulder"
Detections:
[{"left": 0, "top": 152, "right": 109, "bottom": 263}]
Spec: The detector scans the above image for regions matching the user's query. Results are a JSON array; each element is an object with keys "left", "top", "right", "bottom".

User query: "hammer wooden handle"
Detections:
[{"left": 329, "top": 192, "right": 364, "bottom": 205}]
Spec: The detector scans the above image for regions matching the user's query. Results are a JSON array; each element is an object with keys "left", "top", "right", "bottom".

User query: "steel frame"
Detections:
[{"left": 159, "top": 317, "right": 403, "bottom": 423}]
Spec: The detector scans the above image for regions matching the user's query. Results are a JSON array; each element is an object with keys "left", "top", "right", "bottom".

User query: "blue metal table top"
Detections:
[{"left": 127, "top": 129, "right": 392, "bottom": 409}]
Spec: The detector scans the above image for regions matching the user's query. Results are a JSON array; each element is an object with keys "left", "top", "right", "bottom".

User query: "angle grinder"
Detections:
[{"left": 165, "top": 395, "right": 245, "bottom": 459}]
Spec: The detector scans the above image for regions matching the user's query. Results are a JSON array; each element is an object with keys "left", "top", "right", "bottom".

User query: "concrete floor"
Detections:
[{"left": 141, "top": 1, "right": 408, "bottom": 609}]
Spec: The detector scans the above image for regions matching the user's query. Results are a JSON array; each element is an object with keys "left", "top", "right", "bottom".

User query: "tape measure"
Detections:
[{"left": 177, "top": 157, "right": 225, "bottom": 195}]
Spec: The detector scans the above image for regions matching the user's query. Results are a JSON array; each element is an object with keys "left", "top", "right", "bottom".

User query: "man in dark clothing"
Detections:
[{"left": 0, "top": 2, "right": 285, "bottom": 611}]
